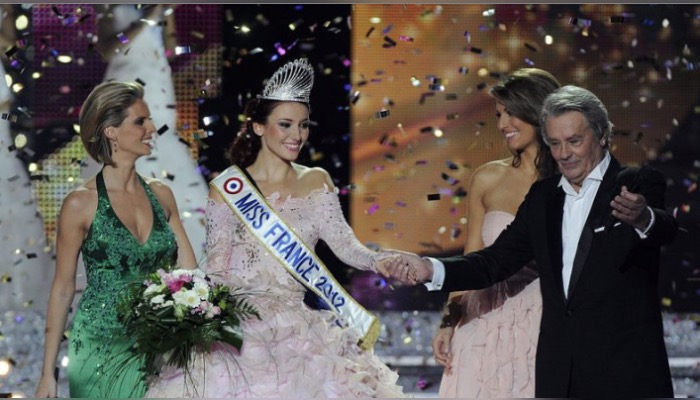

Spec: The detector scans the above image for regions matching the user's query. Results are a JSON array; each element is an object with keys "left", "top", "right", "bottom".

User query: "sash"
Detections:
[{"left": 211, "top": 166, "right": 380, "bottom": 350}]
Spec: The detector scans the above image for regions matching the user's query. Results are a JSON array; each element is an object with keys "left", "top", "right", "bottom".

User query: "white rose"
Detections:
[
  {"left": 150, "top": 294, "right": 166, "bottom": 305},
  {"left": 173, "top": 289, "right": 200, "bottom": 308},
  {"left": 172, "top": 269, "right": 194, "bottom": 278},
  {"left": 193, "top": 282, "right": 210, "bottom": 299},
  {"left": 143, "top": 283, "right": 164, "bottom": 297}
]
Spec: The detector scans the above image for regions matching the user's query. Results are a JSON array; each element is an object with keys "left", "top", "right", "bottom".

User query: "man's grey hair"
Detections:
[{"left": 540, "top": 85, "right": 613, "bottom": 148}]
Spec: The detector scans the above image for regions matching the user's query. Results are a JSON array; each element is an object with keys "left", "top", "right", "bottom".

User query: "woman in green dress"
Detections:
[{"left": 35, "top": 81, "right": 197, "bottom": 398}]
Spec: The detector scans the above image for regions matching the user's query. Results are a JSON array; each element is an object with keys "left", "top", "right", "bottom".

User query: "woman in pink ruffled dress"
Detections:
[
  {"left": 145, "top": 59, "right": 405, "bottom": 398},
  {"left": 432, "top": 68, "right": 560, "bottom": 398}
]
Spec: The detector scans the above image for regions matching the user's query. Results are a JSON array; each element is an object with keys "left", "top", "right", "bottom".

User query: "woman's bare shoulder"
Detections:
[
  {"left": 294, "top": 164, "right": 335, "bottom": 192},
  {"left": 61, "top": 180, "right": 97, "bottom": 220},
  {"left": 471, "top": 158, "right": 511, "bottom": 184}
]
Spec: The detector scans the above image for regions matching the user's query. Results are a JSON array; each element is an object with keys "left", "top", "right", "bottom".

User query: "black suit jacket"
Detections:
[{"left": 439, "top": 157, "right": 677, "bottom": 397}]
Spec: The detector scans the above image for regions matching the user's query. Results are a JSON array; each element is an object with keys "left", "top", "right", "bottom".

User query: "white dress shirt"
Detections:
[
  {"left": 559, "top": 152, "right": 610, "bottom": 297},
  {"left": 425, "top": 151, "right": 655, "bottom": 293}
]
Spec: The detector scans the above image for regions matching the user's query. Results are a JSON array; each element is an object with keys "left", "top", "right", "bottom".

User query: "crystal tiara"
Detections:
[{"left": 258, "top": 59, "right": 314, "bottom": 103}]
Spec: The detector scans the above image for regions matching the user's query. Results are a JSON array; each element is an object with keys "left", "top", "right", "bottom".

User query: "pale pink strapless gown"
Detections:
[{"left": 438, "top": 211, "right": 542, "bottom": 398}]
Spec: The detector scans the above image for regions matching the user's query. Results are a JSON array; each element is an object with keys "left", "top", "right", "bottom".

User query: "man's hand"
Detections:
[
  {"left": 377, "top": 249, "right": 434, "bottom": 285},
  {"left": 611, "top": 185, "right": 651, "bottom": 231}
]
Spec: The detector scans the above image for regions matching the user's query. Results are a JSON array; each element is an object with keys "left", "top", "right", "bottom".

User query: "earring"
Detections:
[{"left": 112, "top": 140, "right": 118, "bottom": 154}]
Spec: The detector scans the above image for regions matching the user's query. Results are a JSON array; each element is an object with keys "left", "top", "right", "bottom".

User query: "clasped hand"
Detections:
[{"left": 375, "top": 249, "right": 433, "bottom": 285}]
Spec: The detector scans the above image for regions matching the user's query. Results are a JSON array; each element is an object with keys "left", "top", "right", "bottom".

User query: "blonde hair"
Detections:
[{"left": 79, "top": 81, "right": 145, "bottom": 166}]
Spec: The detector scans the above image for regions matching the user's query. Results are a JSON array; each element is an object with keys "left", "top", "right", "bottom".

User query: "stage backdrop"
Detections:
[
  {"left": 349, "top": 4, "right": 700, "bottom": 311},
  {"left": 1, "top": 4, "right": 697, "bottom": 313}
]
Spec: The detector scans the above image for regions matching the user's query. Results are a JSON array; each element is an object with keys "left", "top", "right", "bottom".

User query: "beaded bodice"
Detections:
[
  {"left": 76, "top": 171, "right": 177, "bottom": 333},
  {"left": 205, "top": 185, "right": 381, "bottom": 304}
]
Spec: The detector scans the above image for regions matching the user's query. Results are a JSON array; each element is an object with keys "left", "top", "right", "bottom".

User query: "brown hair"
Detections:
[
  {"left": 79, "top": 81, "right": 145, "bottom": 166},
  {"left": 489, "top": 68, "right": 561, "bottom": 179},
  {"left": 226, "top": 98, "right": 310, "bottom": 168}
]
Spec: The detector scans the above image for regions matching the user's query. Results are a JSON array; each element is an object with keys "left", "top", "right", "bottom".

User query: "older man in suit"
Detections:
[{"left": 385, "top": 85, "right": 677, "bottom": 397}]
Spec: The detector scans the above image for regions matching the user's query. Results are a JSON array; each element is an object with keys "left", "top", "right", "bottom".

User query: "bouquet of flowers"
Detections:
[{"left": 116, "top": 267, "right": 260, "bottom": 376}]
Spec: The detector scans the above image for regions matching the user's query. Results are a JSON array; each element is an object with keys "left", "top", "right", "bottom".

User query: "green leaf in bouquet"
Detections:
[
  {"left": 219, "top": 323, "right": 243, "bottom": 351},
  {"left": 115, "top": 280, "right": 147, "bottom": 323}
]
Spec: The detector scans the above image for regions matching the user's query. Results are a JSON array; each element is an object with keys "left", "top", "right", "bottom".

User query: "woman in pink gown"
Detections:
[
  {"left": 432, "top": 68, "right": 561, "bottom": 398},
  {"left": 145, "top": 59, "right": 405, "bottom": 398}
]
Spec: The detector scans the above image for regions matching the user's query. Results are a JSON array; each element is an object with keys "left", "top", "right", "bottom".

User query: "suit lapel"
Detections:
[
  {"left": 546, "top": 183, "right": 566, "bottom": 304},
  {"left": 566, "top": 157, "right": 621, "bottom": 302}
]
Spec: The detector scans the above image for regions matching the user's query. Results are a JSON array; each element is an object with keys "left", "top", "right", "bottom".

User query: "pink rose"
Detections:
[
  {"left": 167, "top": 280, "right": 186, "bottom": 293},
  {"left": 205, "top": 305, "right": 221, "bottom": 319}
]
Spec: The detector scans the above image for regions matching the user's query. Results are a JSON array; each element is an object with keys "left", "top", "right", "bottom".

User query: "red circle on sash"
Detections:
[{"left": 223, "top": 177, "right": 244, "bottom": 194}]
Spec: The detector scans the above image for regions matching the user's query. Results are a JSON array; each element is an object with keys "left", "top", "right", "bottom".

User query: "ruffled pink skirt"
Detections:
[
  {"left": 438, "top": 279, "right": 542, "bottom": 398},
  {"left": 145, "top": 293, "right": 405, "bottom": 398}
]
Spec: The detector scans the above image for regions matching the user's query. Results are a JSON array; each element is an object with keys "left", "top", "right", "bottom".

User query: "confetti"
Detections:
[
  {"left": 382, "top": 36, "right": 397, "bottom": 48},
  {"left": 633, "top": 131, "right": 643, "bottom": 144},
  {"left": 427, "top": 193, "right": 440, "bottom": 201},
  {"left": 374, "top": 109, "right": 390, "bottom": 119},
  {"left": 175, "top": 46, "right": 192, "bottom": 55},
  {"left": 116, "top": 32, "right": 129, "bottom": 45},
  {"left": 367, "top": 203, "right": 379, "bottom": 215},
  {"left": 157, "top": 124, "right": 169, "bottom": 135},
  {"left": 569, "top": 17, "right": 592, "bottom": 28},
  {"left": 416, "top": 376, "right": 433, "bottom": 390},
  {"left": 9, "top": 59, "right": 24, "bottom": 71},
  {"left": 2, "top": 113, "right": 18, "bottom": 122},
  {"left": 349, "top": 91, "right": 360, "bottom": 105},
  {"left": 399, "top": 35, "right": 414, "bottom": 42},
  {"left": 5, "top": 45, "right": 18, "bottom": 58},
  {"left": 418, "top": 92, "right": 434, "bottom": 105},
  {"left": 202, "top": 115, "right": 219, "bottom": 126},
  {"left": 378, "top": 134, "right": 392, "bottom": 146},
  {"left": 441, "top": 172, "right": 460, "bottom": 185},
  {"left": 61, "top": 14, "right": 79, "bottom": 26},
  {"left": 365, "top": 26, "right": 375, "bottom": 38},
  {"left": 610, "top": 16, "right": 626, "bottom": 23}
]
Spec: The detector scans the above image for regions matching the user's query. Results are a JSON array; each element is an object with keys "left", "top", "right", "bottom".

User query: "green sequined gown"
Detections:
[{"left": 67, "top": 171, "right": 177, "bottom": 398}]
